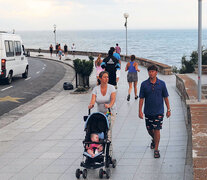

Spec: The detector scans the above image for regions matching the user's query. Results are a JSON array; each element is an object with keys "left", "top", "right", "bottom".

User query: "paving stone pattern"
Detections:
[{"left": 0, "top": 53, "right": 192, "bottom": 180}]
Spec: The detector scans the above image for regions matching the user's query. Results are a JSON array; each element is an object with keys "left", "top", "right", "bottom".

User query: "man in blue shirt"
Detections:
[{"left": 139, "top": 65, "right": 171, "bottom": 158}]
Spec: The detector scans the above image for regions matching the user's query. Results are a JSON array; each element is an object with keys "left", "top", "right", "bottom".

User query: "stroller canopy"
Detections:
[{"left": 84, "top": 112, "right": 109, "bottom": 133}]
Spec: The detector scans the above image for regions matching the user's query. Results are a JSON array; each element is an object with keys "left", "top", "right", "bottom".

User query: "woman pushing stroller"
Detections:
[
  {"left": 75, "top": 71, "right": 117, "bottom": 179},
  {"left": 88, "top": 71, "right": 116, "bottom": 158}
]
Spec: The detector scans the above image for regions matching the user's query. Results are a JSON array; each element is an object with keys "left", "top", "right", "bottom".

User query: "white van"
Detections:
[{"left": 0, "top": 31, "right": 29, "bottom": 84}]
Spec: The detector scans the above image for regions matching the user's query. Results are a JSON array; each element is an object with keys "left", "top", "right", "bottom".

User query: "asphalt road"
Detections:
[{"left": 0, "top": 57, "right": 66, "bottom": 117}]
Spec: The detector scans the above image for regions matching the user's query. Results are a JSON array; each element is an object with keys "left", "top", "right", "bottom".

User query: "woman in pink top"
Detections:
[{"left": 95, "top": 54, "right": 104, "bottom": 83}]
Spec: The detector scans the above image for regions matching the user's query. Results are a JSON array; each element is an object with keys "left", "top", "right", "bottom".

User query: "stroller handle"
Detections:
[{"left": 88, "top": 108, "right": 111, "bottom": 115}]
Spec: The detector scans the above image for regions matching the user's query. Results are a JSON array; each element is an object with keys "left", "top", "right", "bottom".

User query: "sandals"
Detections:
[
  {"left": 150, "top": 140, "right": 155, "bottom": 149},
  {"left": 154, "top": 150, "right": 160, "bottom": 158}
]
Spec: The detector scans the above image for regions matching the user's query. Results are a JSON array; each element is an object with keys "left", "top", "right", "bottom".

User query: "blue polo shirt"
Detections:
[{"left": 139, "top": 78, "right": 169, "bottom": 116}]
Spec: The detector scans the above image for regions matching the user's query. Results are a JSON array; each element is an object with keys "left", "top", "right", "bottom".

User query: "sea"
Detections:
[{"left": 17, "top": 29, "right": 207, "bottom": 68}]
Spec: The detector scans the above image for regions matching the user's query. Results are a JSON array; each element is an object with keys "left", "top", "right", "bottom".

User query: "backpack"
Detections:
[{"left": 63, "top": 82, "right": 74, "bottom": 90}]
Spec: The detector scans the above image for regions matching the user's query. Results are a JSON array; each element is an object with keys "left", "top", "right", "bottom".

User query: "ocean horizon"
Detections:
[{"left": 17, "top": 29, "right": 207, "bottom": 67}]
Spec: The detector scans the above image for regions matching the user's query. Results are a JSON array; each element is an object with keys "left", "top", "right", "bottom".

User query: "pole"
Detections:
[
  {"left": 53, "top": 24, "right": 57, "bottom": 46},
  {"left": 55, "top": 32, "right": 56, "bottom": 45},
  {"left": 198, "top": 0, "right": 202, "bottom": 102},
  {"left": 126, "top": 18, "right": 128, "bottom": 58}
]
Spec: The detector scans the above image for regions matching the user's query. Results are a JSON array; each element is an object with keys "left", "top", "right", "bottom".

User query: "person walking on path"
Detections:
[
  {"left": 125, "top": 55, "right": 140, "bottom": 101},
  {"left": 71, "top": 43, "right": 76, "bottom": 56},
  {"left": 101, "top": 47, "right": 120, "bottom": 86},
  {"left": 138, "top": 65, "right": 171, "bottom": 158},
  {"left": 64, "top": 44, "right": 68, "bottom": 56},
  {"left": 88, "top": 71, "right": 116, "bottom": 159},
  {"left": 58, "top": 45, "right": 63, "bottom": 60},
  {"left": 112, "top": 47, "right": 121, "bottom": 86},
  {"left": 55, "top": 43, "right": 59, "bottom": 56},
  {"left": 49, "top": 44, "right": 53, "bottom": 57},
  {"left": 95, "top": 54, "right": 104, "bottom": 84},
  {"left": 115, "top": 43, "right": 121, "bottom": 55}
]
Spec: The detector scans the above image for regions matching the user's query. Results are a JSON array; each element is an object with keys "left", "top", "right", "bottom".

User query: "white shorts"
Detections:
[{"left": 116, "top": 69, "right": 121, "bottom": 78}]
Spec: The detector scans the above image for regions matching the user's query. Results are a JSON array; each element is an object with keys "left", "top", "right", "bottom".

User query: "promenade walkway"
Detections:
[{"left": 0, "top": 53, "right": 192, "bottom": 180}]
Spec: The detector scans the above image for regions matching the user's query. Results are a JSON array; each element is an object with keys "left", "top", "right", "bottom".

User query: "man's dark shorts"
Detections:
[{"left": 145, "top": 114, "right": 164, "bottom": 130}]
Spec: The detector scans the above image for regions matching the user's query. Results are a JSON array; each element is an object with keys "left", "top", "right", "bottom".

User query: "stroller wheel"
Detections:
[
  {"left": 106, "top": 168, "right": 111, "bottom": 179},
  {"left": 75, "top": 168, "right": 81, "bottom": 179},
  {"left": 82, "top": 169, "right": 87, "bottom": 179},
  {"left": 112, "top": 159, "right": 117, "bottom": 168},
  {"left": 99, "top": 168, "right": 104, "bottom": 179}
]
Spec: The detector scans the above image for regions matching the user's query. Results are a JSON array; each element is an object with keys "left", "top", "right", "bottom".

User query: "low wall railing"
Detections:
[
  {"left": 176, "top": 74, "right": 207, "bottom": 180},
  {"left": 26, "top": 48, "right": 172, "bottom": 75}
]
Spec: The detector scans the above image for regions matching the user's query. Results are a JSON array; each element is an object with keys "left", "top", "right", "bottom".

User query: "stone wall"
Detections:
[
  {"left": 26, "top": 48, "right": 172, "bottom": 75},
  {"left": 194, "top": 65, "right": 207, "bottom": 74},
  {"left": 176, "top": 74, "right": 207, "bottom": 180}
]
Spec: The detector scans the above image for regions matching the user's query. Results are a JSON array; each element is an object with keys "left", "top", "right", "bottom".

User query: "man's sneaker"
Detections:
[
  {"left": 135, "top": 96, "right": 138, "bottom": 100},
  {"left": 127, "top": 95, "right": 130, "bottom": 101}
]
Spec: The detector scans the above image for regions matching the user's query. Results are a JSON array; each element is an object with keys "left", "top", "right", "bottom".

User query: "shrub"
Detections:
[
  {"left": 88, "top": 56, "right": 94, "bottom": 61},
  {"left": 73, "top": 59, "right": 83, "bottom": 74},
  {"left": 82, "top": 60, "right": 94, "bottom": 76},
  {"left": 73, "top": 58, "right": 93, "bottom": 77},
  {"left": 179, "top": 56, "right": 195, "bottom": 74},
  {"left": 179, "top": 48, "right": 207, "bottom": 74}
]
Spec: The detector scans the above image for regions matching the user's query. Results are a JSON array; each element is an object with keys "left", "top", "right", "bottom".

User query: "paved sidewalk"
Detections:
[{"left": 0, "top": 53, "right": 192, "bottom": 180}]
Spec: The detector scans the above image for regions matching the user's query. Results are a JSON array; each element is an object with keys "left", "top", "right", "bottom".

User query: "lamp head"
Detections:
[{"left": 124, "top": 13, "right": 129, "bottom": 19}]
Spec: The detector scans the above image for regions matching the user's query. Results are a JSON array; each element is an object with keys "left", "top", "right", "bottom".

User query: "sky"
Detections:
[{"left": 0, "top": 0, "right": 204, "bottom": 31}]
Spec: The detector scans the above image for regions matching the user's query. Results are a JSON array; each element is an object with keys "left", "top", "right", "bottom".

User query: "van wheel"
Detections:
[
  {"left": 6, "top": 72, "right": 12, "bottom": 84},
  {"left": 22, "top": 67, "right": 28, "bottom": 78}
]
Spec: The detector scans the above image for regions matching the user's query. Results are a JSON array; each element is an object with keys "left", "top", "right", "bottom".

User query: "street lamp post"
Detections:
[
  {"left": 198, "top": 0, "right": 202, "bottom": 102},
  {"left": 124, "top": 13, "right": 129, "bottom": 59},
  {"left": 53, "top": 24, "right": 57, "bottom": 46}
]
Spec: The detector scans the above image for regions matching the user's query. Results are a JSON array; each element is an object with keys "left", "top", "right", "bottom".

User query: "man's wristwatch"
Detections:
[{"left": 167, "top": 109, "right": 171, "bottom": 112}]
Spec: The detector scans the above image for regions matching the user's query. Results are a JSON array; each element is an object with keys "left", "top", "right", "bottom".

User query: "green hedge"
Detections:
[{"left": 73, "top": 58, "right": 93, "bottom": 76}]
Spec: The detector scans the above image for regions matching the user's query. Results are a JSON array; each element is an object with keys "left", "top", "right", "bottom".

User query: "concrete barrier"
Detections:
[{"left": 26, "top": 48, "right": 172, "bottom": 75}]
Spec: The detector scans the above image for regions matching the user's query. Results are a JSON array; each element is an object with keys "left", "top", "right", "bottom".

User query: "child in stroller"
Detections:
[
  {"left": 86, "top": 133, "right": 103, "bottom": 158},
  {"left": 75, "top": 110, "right": 117, "bottom": 179}
]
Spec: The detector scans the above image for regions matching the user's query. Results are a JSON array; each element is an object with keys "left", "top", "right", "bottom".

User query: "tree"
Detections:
[{"left": 179, "top": 49, "right": 207, "bottom": 74}]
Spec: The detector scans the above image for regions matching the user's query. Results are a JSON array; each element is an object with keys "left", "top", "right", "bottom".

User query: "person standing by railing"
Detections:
[
  {"left": 71, "top": 43, "right": 76, "bottom": 56},
  {"left": 115, "top": 43, "right": 121, "bottom": 55},
  {"left": 49, "top": 44, "right": 53, "bottom": 57},
  {"left": 64, "top": 44, "right": 68, "bottom": 56}
]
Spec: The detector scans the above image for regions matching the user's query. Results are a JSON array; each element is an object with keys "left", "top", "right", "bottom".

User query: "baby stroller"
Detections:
[{"left": 75, "top": 109, "right": 117, "bottom": 179}]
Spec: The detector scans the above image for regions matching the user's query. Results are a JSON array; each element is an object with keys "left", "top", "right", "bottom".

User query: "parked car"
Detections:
[{"left": 0, "top": 31, "right": 29, "bottom": 84}]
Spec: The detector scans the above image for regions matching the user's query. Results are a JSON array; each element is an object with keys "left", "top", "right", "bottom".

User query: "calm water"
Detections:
[{"left": 18, "top": 29, "right": 207, "bottom": 67}]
